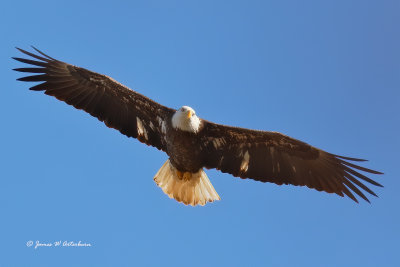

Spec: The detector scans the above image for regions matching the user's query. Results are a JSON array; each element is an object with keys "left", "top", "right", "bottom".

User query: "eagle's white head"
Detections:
[{"left": 172, "top": 106, "right": 201, "bottom": 133}]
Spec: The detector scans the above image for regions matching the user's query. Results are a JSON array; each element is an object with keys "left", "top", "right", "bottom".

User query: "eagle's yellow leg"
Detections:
[
  {"left": 176, "top": 170, "right": 184, "bottom": 180},
  {"left": 183, "top": 172, "right": 192, "bottom": 181},
  {"left": 176, "top": 170, "right": 192, "bottom": 181}
]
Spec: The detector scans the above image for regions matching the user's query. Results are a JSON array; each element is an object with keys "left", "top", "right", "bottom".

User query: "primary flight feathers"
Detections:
[{"left": 13, "top": 47, "right": 383, "bottom": 205}]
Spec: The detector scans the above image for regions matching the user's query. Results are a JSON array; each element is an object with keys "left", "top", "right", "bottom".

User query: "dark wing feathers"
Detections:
[
  {"left": 200, "top": 121, "right": 382, "bottom": 203},
  {"left": 13, "top": 47, "right": 175, "bottom": 151}
]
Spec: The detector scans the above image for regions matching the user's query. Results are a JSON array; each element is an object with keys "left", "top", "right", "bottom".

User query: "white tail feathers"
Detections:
[{"left": 154, "top": 159, "right": 220, "bottom": 206}]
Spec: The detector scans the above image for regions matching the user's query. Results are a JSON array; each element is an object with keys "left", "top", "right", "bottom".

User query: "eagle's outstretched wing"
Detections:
[
  {"left": 199, "top": 121, "right": 383, "bottom": 203},
  {"left": 13, "top": 47, "right": 175, "bottom": 151}
]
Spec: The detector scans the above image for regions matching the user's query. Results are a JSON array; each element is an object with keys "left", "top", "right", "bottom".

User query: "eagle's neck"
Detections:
[{"left": 172, "top": 111, "right": 201, "bottom": 133}]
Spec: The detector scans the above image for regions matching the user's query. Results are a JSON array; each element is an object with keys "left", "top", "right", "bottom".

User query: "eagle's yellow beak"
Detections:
[{"left": 187, "top": 110, "right": 192, "bottom": 118}]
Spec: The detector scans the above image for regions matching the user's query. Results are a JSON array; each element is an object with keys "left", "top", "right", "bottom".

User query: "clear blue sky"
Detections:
[{"left": 1, "top": 1, "right": 399, "bottom": 266}]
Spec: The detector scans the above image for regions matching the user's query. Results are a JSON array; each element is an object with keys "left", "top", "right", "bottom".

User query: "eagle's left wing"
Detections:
[
  {"left": 13, "top": 47, "right": 175, "bottom": 152},
  {"left": 199, "top": 120, "right": 383, "bottom": 203}
]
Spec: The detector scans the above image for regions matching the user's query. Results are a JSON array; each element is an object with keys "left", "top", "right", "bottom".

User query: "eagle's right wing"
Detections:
[{"left": 13, "top": 47, "right": 175, "bottom": 152}]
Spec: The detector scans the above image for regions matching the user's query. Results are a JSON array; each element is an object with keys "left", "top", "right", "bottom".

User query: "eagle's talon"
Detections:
[
  {"left": 183, "top": 172, "right": 192, "bottom": 181},
  {"left": 176, "top": 170, "right": 184, "bottom": 180}
]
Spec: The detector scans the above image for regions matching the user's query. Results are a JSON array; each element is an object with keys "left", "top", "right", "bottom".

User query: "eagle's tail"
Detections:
[{"left": 153, "top": 159, "right": 220, "bottom": 206}]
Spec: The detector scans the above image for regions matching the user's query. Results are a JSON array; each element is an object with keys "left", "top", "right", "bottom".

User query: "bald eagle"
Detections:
[{"left": 13, "top": 47, "right": 383, "bottom": 206}]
